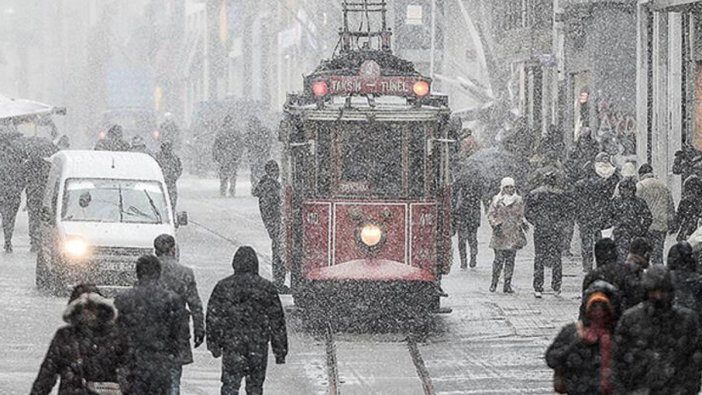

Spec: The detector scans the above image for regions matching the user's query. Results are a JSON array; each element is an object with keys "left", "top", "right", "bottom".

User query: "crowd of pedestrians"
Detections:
[{"left": 31, "top": 237, "right": 288, "bottom": 395}]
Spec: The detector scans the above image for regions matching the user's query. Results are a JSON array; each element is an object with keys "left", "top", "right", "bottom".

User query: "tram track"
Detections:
[{"left": 323, "top": 323, "right": 436, "bottom": 395}]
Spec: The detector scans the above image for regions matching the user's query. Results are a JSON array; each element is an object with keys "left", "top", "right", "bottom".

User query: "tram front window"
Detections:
[{"left": 339, "top": 123, "right": 403, "bottom": 197}]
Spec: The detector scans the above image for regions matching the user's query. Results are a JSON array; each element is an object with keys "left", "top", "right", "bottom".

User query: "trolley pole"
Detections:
[{"left": 429, "top": 0, "right": 436, "bottom": 78}]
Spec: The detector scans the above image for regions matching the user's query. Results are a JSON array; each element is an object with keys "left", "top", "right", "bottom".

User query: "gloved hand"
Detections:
[
  {"left": 194, "top": 329, "right": 205, "bottom": 348},
  {"left": 275, "top": 355, "right": 286, "bottom": 365}
]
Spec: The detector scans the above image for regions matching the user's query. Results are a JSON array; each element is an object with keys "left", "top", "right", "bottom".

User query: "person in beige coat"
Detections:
[
  {"left": 488, "top": 177, "right": 528, "bottom": 293},
  {"left": 636, "top": 164, "right": 675, "bottom": 265}
]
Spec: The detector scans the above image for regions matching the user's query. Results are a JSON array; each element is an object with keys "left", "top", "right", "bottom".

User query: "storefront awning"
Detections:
[{"left": 651, "top": 0, "right": 702, "bottom": 11}]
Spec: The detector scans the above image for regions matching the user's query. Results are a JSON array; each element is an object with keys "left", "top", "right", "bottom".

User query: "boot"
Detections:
[
  {"left": 4, "top": 241, "right": 12, "bottom": 253},
  {"left": 469, "top": 255, "right": 477, "bottom": 268},
  {"left": 489, "top": 276, "right": 498, "bottom": 292},
  {"left": 503, "top": 279, "right": 514, "bottom": 294}
]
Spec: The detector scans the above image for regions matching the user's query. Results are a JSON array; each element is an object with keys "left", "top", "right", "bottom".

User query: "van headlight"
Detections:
[{"left": 64, "top": 237, "right": 89, "bottom": 258}]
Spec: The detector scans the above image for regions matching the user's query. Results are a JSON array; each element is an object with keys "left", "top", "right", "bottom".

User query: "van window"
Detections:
[{"left": 61, "top": 179, "right": 169, "bottom": 224}]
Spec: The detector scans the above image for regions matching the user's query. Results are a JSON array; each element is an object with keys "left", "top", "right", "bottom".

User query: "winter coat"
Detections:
[
  {"left": 23, "top": 142, "right": 58, "bottom": 208},
  {"left": 525, "top": 186, "right": 574, "bottom": 231},
  {"left": 620, "top": 255, "right": 647, "bottom": 311},
  {"left": 206, "top": 250, "right": 288, "bottom": 363},
  {"left": 94, "top": 137, "right": 130, "bottom": 152},
  {"left": 672, "top": 269, "right": 702, "bottom": 320},
  {"left": 612, "top": 300, "right": 701, "bottom": 394},
  {"left": 31, "top": 293, "right": 127, "bottom": 395},
  {"left": 0, "top": 134, "right": 26, "bottom": 202},
  {"left": 212, "top": 127, "right": 244, "bottom": 166},
  {"left": 546, "top": 281, "right": 621, "bottom": 395},
  {"left": 582, "top": 262, "right": 627, "bottom": 297},
  {"left": 574, "top": 168, "right": 620, "bottom": 230},
  {"left": 114, "top": 279, "right": 182, "bottom": 364},
  {"left": 158, "top": 255, "right": 205, "bottom": 365},
  {"left": 610, "top": 196, "right": 652, "bottom": 243},
  {"left": 452, "top": 176, "right": 482, "bottom": 233},
  {"left": 637, "top": 174, "right": 675, "bottom": 233},
  {"left": 676, "top": 176, "right": 702, "bottom": 241},
  {"left": 154, "top": 150, "right": 183, "bottom": 189},
  {"left": 487, "top": 193, "right": 525, "bottom": 250},
  {"left": 252, "top": 175, "right": 282, "bottom": 237},
  {"left": 159, "top": 120, "right": 180, "bottom": 145}
]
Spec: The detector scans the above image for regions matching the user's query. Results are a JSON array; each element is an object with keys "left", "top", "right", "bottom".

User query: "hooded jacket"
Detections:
[
  {"left": 488, "top": 186, "right": 525, "bottom": 250},
  {"left": 206, "top": 247, "right": 288, "bottom": 361},
  {"left": 669, "top": 242, "right": 702, "bottom": 319},
  {"left": 546, "top": 281, "right": 621, "bottom": 395},
  {"left": 573, "top": 164, "right": 620, "bottom": 229},
  {"left": 612, "top": 266, "right": 702, "bottom": 394},
  {"left": 31, "top": 293, "right": 127, "bottom": 395}
]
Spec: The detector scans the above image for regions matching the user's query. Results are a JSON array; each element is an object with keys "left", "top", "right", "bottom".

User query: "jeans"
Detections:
[
  {"left": 649, "top": 230, "right": 666, "bottom": 266},
  {"left": 0, "top": 195, "right": 21, "bottom": 247},
  {"left": 221, "top": 344, "right": 268, "bottom": 395},
  {"left": 169, "top": 365, "right": 183, "bottom": 395},
  {"left": 457, "top": 227, "right": 478, "bottom": 268},
  {"left": 533, "top": 226, "right": 563, "bottom": 292},
  {"left": 491, "top": 249, "right": 516, "bottom": 289},
  {"left": 579, "top": 221, "right": 601, "bottom": 272}
]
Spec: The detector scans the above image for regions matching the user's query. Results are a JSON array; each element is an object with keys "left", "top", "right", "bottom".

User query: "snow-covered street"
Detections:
[{"left": 0, "top": 174, "right": 585, "bottom": 394}]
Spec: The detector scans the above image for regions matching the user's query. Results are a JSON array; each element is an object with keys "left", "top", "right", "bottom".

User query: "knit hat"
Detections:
[{"left": 500, "top": 177, "right": 515, "bottom": 189}]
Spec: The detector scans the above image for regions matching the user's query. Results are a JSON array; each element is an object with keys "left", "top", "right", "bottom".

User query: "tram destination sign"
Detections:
[
  {"left": 326, "top": 75, "right": 424, "bottom": 97},
  {"left": 312, "top": 60, "right": 429, "bottom": 98}
]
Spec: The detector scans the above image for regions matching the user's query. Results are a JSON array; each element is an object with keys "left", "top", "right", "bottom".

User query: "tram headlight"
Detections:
[
  {"left": 312, "top": 80, "right": 329, "bottom": 97},
  {"left": 360, "top": 224, "right": 383, "bottom": 247},
  {"left": 63, "top": 236, "right": 89, "bottom": 259},
  {"left": 413, "top": 80, "right": 430, "bottom": 97}
]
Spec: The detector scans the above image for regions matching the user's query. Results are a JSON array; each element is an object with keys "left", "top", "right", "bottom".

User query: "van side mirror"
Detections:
[
  {"left": 41, "top": 207, "right": 53, "bottom": 224},
  {"left": 176, "top": 211, "right": 188, "bottom": 227}
]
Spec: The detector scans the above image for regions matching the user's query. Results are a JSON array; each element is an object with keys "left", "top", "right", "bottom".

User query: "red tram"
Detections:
[{"left": 280, "top": 1, "right": 454, "bottom": 315}]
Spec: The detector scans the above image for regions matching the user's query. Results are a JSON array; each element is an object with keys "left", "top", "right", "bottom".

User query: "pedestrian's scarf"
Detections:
[
  {"left": 494, "top": 191, "right": 520, "bottom": 207},
  {"left": 581, "top": 292, "right": 614, "bottom": 395}
]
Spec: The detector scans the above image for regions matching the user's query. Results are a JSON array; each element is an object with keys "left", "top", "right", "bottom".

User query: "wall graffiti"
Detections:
[{"left": 596, "top": 98, "right": 637, "bottom": 155}]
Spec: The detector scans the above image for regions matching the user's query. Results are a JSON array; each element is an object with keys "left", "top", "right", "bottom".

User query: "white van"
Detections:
[{"left": 35, "top": 150, "right": 187, "bottom": 293}]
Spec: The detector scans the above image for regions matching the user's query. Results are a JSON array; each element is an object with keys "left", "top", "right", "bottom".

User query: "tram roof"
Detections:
[{"left": 285, "top": 95, "right": 450, "bottom": 122}]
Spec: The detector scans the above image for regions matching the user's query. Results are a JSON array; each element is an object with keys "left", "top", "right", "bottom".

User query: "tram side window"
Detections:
[
  {"left": 408, "top": 124, "right": 425, "bottom": 199},
  {"left": 316, "top": 122, "right": 332, "bottom": 196},
  {"left": 339, "top": 123, "right": 403, "bottom": 197}
]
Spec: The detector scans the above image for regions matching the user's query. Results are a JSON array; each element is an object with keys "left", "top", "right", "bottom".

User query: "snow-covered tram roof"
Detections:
[{"left": 284, "top": 95, "right": 450, "bottom": 122}]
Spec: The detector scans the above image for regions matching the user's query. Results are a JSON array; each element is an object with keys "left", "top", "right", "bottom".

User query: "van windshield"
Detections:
[{"left": 62, "top": 179, "right": 169, "bottom": 224}]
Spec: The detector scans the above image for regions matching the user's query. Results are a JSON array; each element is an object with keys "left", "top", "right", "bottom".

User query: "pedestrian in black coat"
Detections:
[
  {"left": 582, "top": 238, "right": 625, "bottom": 293},
  {"left": 94, "top": 125, "right": 130, "bottom": 151},
  {"left": 246, "top": 116, "right": 272, "bottom": 191},
  {"left": 573, "top": 152, "right": 620, "bottom": 272},
  {"left": 619, "top": 238, "right": 652, "bottom": 311},
  {"left": 206, "top": 246, "right": 288, "bottom": 395},
  {"left": 452, "top": 174, "right": 482, "bottom": 269},
  {"left": 0, "top": 132, "right": 26, "bottom": 252},
  {"left": 114, "top": 255, "right": 184, "bottom": 395},
  {"left": 525, "top": 171, "right": 574, "bottom": 297},
  {"left": 612, "top": 265, "right": 702, "bottom": 394},
  {"left": 611, "top": 178, "right": 653, "bottom": 260},
  {"left": 31, "top": 284, "right": 127, "bottom": 395},
  {"left": 253, "top": 161, "right": 287, "bottom": 292},
  {"left": 668, "top": 241, "right": 702, "bottom": 319},
  {"left": 546, "top": 280, "right": 621, "bottom": 395},
  {"left": 154, "top": 141, "right": 183, "bottom": 210},
  {"left": 675, "top": 175, "right": 702, "bottom": 242},
  {"left": 23, "top": 137, "right": 58, "bottom": 251},
  {"left": 154, "top": 234, "right": 205, "bottom": 394},
  {"left": 213, "top": 115, "right": 245, "bottom": 197}
]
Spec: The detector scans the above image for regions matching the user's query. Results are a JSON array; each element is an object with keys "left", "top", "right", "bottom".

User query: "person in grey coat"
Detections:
[
  {"left": 636, "top": 164, "right": 676, "bottom": 265},
  {"left": 154, "top": 234, "right": 205, "bottom": 394}
]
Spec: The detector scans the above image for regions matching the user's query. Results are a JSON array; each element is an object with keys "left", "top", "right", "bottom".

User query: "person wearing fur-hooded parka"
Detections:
[{"left": 30, "top": 284, "right": 127, "bottom": 395}]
